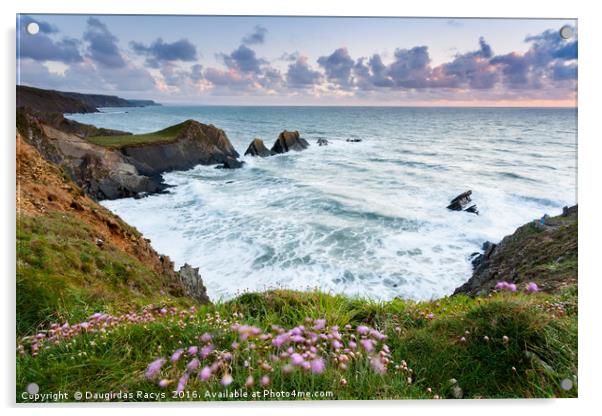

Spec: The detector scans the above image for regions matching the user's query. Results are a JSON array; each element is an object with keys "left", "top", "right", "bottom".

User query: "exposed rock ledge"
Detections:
[
  {"left": 454, "top": 205, "right": 577, "bottom": 296},
  {"left": 17, "top": 110, "right": 240, "bottom": 200}
]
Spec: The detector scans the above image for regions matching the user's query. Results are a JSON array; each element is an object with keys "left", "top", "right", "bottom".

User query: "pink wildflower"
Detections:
[
  {"left": 145, "top": 358, "right": 166, "bottom": 379},
  {"left": 260, "top": 375, "right": 270, "bottom": 386},
  {"left": 526, "top": 282, "right": 539, "bottom": 293},
  {"left": 245, "top": 375, "right": 254, "bottom": 387},
  {"left": 332, "top": 340, "right": 343, "bottom": 350},
  {"left": 171, "top": 348, "right": 184, "bottom": 363},
  {"left": 158, "top": 379, "right": 170, "bottom": 388},
  {"left": 495, "top": 281, "right": 509, "bottom": 290},
  {"left": 186, "top": 358, "right": 200, "bottom": 371},
  {"left": 357, "top": 325, "right": 370, "bottom": 335},
  {"left": 200, "top": 333, "right": 212, "bottom": 343},
  {"left": 290, "top": 353, "right": 304, "bottom": 366},
  {"left": 200, "top": 344, "right": 214, "bottom": 358},
  {"left": 370, "top": 356, "right": 387, "bottom": 374},
  {"left": 313, "top": 319, "right": 326, "bottom": 330},
  {"left": 507, "top": 283, "right": 517, "bottom": 292},
  {"left": 187, "top": 346, "right": 198, "bottom": 355},
  {"left": 176, "top": 372, "right": 189, "bottom": 393},
  {"left": 360, "top": 339, "right": 374, "bottom": 352},
  {"left": 310, "top": 357, "right": 326, "bottom": 374},
  {"left": 221, "top": 373, "right": 233, "bottom": 386},
  {"left": 199, "top": 366, "right": 212, "bottom": 381}
]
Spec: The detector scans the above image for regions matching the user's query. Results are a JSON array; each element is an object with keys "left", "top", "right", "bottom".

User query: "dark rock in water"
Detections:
[
  {"left": 346, "top": 138, "right": 362, "bottom": 142},
  {"left": 271, "top": 130, "right": 310, "bottom": 154},
  {"left": 469, "top": 241, "right": 496, "bottom": 269},
  {"left": 244, "top": 138, "right": 273, "bottom": 157},
  {"left": 317, "top": 138, "right": 329, "bottom": 146},
  {"left": 178, "top": 263, "right": 210, "bottom": 304},
  {"left": 215, "top": 156, "right": 244, "bottom": 169},
  {"left": 464, "top": 204, "right": 479, "bottom": 215},
  {"left": 447, "top": 190, "right": 472, "bottom": 211}
]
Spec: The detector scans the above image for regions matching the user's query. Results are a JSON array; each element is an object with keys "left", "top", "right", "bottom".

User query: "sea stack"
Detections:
[
  {"left": 271, "top": 130, "right": 309, "bottom": 154},
  {"left": 244, "top": 138, "right": 273, "bottom": 157},
  {"left": 447, "top": 190, "right": 478, "bottom": 214}
]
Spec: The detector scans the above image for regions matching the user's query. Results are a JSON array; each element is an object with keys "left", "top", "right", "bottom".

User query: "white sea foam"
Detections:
[{"left": 69, "top": 106, "right": 577, "bottom": 301}]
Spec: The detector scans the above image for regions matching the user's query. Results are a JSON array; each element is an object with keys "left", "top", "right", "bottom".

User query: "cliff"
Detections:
[
  {"left": 16, "top": 132, "right": 209, "bottom": 335},
  {"left": 454, "top": 206, "right": 578, "bottom": 296},
  {"left": 17, "top": 85, "right": 160, "bottom": 114},
  {"left": 93, "top": 119, "right": 240, "bottom": 176}
]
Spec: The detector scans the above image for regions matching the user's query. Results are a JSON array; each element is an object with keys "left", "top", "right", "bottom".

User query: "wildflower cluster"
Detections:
[
  {"left": 18, "top": 305, "right": 197, "bottom": 356},
  {"left": 495, "top": 281, "right": 539, "bottom": 293},
  {"left": 145, "top": 314, "right": 410, "bottom": 392}
]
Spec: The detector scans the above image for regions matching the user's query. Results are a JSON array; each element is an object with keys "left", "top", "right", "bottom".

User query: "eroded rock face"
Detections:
[
  {"left": 271, "top": 130, "right": 309, "bottom": 154},
  {"left": 178, "top": 264, "right": 210, "bottom": 304},
  {"left": 244, "top": 138, "right": 273, "bottom": 157},
  {"left": 454, "top": 205, "right": 578, "bottom": 296},
  {"left": 17, "top": 110, "right": 165, "bottom": 200},
  {"left": 122, "top": 120, "right": 240, "bottom": 176}
]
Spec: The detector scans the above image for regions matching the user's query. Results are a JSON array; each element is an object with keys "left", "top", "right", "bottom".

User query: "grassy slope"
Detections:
[
  {"left": 17, "top": 287, "right": 577, "bottom": 401},
  {"left": 87, "top": 122, "right": 187, "bottom": 148}
]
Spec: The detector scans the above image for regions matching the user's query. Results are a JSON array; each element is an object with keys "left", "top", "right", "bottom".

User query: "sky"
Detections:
[{"left": 16, "top": 14, "right": 577, "bottom": 106}]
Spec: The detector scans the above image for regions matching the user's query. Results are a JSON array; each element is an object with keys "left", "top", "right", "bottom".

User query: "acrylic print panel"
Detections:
[{"left": 16, "top": 14, "right": 577, "bottom": 402}]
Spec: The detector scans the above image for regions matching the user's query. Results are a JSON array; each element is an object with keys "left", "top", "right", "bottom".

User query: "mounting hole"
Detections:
[
  {"left": 559, "top": 25, "right": 574, "bottom": 40},
  {"left": 26, "top": 22, "right": 40, "bottom": 35}
]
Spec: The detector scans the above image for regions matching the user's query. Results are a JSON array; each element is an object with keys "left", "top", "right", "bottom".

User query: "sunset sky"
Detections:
[{"left": 17, "top": 15, "right": 577, "bottom": 106}]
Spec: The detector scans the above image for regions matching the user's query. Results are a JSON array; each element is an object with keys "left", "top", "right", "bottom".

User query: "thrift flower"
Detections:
[
  {"left": 187, "top": 346, "right": 198, "bottom": 355},
  {"left": 260, "top": 375, "right": 270, "bottom": 386},
  {"left": 176, "top": 372, "right": 189, "bottom": 393},
  {"left": 221, "top": 373, "right": 233, "bottom": 386},
  {"left": 360, "top": 339, "right": 374, "bottom": 353},
  {"left": 158, "top": 379, "right": 170, "bottom": 388},
  {"left": 357, "top": 325, "right": 370, "bottom": 335},
  {"left": 145, "top": 358, "right": 166, "bottom": 379},
  {"left": 171, "top": 349, "right": 184, "bottom": 363},
  {"left": 290, "top": 353, "right": 304, "bottom": 366},
  {"left": 245, "top": 375, "right": 254, "bottom": 387},
  {"left": 199, "top": 366, "right": 212, "bottom": 381},
  {"left": 313, "top": 319, "right": 326, "bottom": 330},
  {"left": 186, "top": 358, "right": 200, "bottom": 371},
  {"left": 526, "top": 282, "right": 539, "bottom": 293},
  {"left": 310, "top": 357, "right": 325, "bottom": 374}
]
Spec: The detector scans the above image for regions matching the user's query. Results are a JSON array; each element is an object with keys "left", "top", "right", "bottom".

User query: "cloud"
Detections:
[
  {"left": 18, "top": 16, "right": 82, "bottom": 63},
  {"left": 387, "top": 46, "right": 432, "bottom": 88},
  {"left": 221, "top": 44, "right": 267, "bottom": 74},
  {"left": 286, "top": 56, "right": 322, "bottom": 88},
  {"left": 491, "top": 26, "right": 577, "bottom": 88},
  {"left": 131, "top": 38, "right": 197, "bottom": 68},
  {"left": 438, "top": 37, "right": 498, "bottom": 89},
  {"left": 83, "top": 17, "right": 126, "bottom": 68},
  {"left": 242, "top": 25, "right": 268, "bottom": 45},
  {"left": 317, "top": 47, "right": 355, "bottom": 88}
]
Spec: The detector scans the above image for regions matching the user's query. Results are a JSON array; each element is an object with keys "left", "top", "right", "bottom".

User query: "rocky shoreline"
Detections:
[{"left": 16, "top": 85, "right": 577, "bottom": 304}]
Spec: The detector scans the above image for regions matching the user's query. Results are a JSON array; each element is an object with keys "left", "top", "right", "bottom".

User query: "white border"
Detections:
[{"left": 2, "top": 1, "right": 601, "bottom": 415}]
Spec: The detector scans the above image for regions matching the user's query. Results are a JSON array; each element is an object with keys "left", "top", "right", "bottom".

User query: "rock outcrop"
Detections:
[
  {"left": 244, "top": 138, "right": 273, "bottom": 157},
  {"left": 216, "top": 156, "right": 245, "bottom": 169},
  {"left": 271, "top": 130, "right": 309, "bottom": 154},
  {"left": 317, "top": 138, "right": 329, "bottom": 146},
  {"left": 447, "top": 190, "right": 472, "bottom": 211},
  {"left": 178, "top": 264, "right": 210, "bottom": 304},
  {"left": 121, "top": 120, "right": 240, "bottom": 176},
  {"left": 346, "top": 138, "right": 362, "bottom": 143},
  {"left": 454, "top": 205, "right": 577, "bottom": 296},
  {"left": 17, "top": 109, "right": 166, "bottom": 200},
  {"left": 447, "top": 190, "right": 479, "bottom": 214},
  {"left": 17, "top": 109, "right": 165, "bottom": 200}
]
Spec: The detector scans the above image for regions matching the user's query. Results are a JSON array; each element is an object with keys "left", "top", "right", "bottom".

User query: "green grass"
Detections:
[
  {"left": 86, "top": 121, "right": 187, "bottom": 148},
  {"left": 16, "top": 287, "right": 578, "bottom": 402},
  {"left": 16, "top": 213, "right": 192, "bottom": 337}
]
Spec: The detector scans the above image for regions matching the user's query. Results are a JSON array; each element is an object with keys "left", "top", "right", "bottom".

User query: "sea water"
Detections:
[{"left": 67, "top": 106, "right": 577, "bottom": 301}]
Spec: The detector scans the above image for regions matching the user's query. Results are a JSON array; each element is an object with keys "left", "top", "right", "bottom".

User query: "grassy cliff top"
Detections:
[{"left": 88, "top": 121, "right": 189, "bottom": 148}]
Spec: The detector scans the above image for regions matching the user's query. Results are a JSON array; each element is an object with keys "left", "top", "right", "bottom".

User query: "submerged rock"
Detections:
[
  {"left": 346, "top": 138, "right": 362, "bottom": 143},
  {"left": 215, "top": 156, "right": 244, "bottom": 169},
  {"left": 447, "top": 190, "right": 472, "bottom": 211},
  {"left": 317, "top": 138, "right": 329, "bottom": 146},
  {"left": 271, "top": 130, "right": 309, "bottom": 154},
  {"left": 244, "top": 138, "right": 273, "bottom": 157}
]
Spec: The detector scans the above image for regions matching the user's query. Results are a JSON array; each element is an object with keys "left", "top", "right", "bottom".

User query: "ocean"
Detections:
[{"left": 67, "top": 106, "right": 577, "bottom": 301}]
